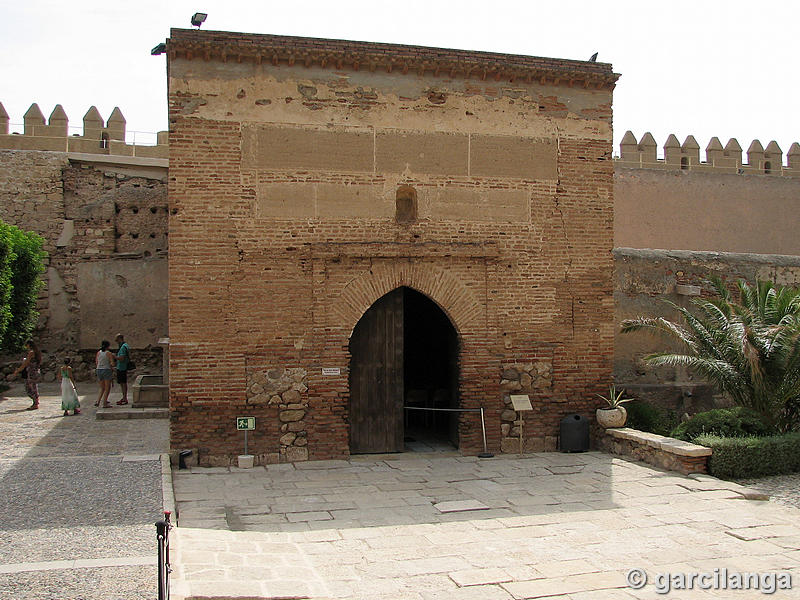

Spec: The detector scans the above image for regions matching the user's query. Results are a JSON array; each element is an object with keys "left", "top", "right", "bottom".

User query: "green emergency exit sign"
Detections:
[{"left": 236, "top": 417, "right": 255, "bottom": 431}]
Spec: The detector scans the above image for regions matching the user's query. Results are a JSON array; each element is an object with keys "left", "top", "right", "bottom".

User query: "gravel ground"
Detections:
[
  {"left": 0, "top": 565, "right": 156, "bottom": 600},
  {"left": 0, "top": 385, "right": 168, "bottom": 600},
  {"left": 736, "top": 473, "right": 800, "bottom": 509},
  {"left": 0, "top": 457, "right": 162, "bottom": 564}
]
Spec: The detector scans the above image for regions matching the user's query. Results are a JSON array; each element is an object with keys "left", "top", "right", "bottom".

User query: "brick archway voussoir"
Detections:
[{"left": 336, "top": 263, "right": 480, "bottom": 337}]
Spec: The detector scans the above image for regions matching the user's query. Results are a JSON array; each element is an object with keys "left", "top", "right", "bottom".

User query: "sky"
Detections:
[{"left": 1, "top": 0, "right": 798, "bottom": 158}]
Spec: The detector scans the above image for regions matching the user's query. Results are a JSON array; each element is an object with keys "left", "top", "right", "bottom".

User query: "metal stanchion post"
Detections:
[{"left": 478, "top": 406, "right": 494, "bottom": 458}]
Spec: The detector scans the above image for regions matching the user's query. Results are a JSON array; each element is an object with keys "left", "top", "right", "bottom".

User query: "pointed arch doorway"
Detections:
[{"left": 348, "top": 287, "right": 460, "bottom": 454}]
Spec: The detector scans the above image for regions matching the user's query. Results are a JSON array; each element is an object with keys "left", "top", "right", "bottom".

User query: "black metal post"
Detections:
[{"left": 156, "top": 510, "right": 172, "bottom": 600}]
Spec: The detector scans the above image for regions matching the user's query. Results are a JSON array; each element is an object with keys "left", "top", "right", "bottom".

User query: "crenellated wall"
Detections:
[
  {"left": 616, "top": 130, "right": 800, "bottom": 176},
  {"left": 614, "top": 131, "right": 800, "bottom": 256},
  {"left": 0, "top": 102, "right": 168, "bottom": 159}
]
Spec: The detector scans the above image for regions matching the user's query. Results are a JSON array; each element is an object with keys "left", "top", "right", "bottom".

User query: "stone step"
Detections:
[
  {"left": 96, "top": 406, "right": 169, "bottom": 420},
  {"left": 133, "top": 398, "right": 169, "bottom": 408}
]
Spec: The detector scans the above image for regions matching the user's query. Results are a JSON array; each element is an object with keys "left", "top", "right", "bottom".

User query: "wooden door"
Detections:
[{"left": 349, "top": 289, "right": 404, "bottom": 453}]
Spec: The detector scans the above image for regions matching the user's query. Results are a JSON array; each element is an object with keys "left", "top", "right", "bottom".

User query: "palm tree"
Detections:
[{"left": 621, "top": 278, "right": 800, "bottom": 432}]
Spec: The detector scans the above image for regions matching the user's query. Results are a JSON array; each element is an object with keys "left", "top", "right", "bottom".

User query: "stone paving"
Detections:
[
  {"left": 172, "top": 452, "right": 800, "bottom": 599},
  {"left": 3, "top": 380, "right": 799, "bottom": 599},
  {"left": 0, "top": 383, "right": 169, "bottom": 600}
]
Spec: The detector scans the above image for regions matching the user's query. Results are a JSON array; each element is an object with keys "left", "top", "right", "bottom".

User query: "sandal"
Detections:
[
  {"left": 116, "top": 399, "right": 128, "bottom": 405},
  {"left": 64, "top": 411, "right": 69, "bottom": 416},
  {"left": 74, "top": 408, "right": 81, "bottom": 415},
  {"left": 94, "top": 400, "right": 100, "bottom": 407},
  {"left": 102, "top": 403, "right": 112, "bottom": 408},
  {"left": 26, "top": 403, "right": 39, "bottom": 411}
]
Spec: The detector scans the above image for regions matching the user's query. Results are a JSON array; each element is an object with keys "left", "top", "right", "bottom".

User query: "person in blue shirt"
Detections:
[{"left": 115, "top": 333, "right": 131, "bottom": 405}]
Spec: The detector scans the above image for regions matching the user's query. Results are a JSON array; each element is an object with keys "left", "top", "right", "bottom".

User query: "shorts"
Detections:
[
  {"left": 96, "top": 368, "right": 113, "bottom": 381},
  {"left": 116, "top": 369, "right": 128, "bottom": 384}
]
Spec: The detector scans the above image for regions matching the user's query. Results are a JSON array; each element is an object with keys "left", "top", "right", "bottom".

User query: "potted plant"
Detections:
[{"left": 596, "top": 385, "right": 633, "bottom": 428}]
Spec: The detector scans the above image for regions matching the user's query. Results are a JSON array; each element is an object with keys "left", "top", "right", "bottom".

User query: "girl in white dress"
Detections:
[{"left": 60, "top": 357, "right": 80, "bottom": 416}]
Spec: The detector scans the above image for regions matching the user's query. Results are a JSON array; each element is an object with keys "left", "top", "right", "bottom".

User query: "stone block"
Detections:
[
  {"left": 501, "top": 438, "right": 520, "bottom": 453},
  {"left": 284, "top": 446, "right": 309, "bottom": 462},
  {"left": 279, "top": 409, "right": 305, "bottom": 422}
]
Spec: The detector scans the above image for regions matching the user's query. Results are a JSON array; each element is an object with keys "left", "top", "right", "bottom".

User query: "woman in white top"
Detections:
[{"left": 95, "top": 340, "right": 116, "bottom": 408}]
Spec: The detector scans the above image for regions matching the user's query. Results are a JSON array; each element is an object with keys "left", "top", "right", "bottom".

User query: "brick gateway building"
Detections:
[{"left": 166, "top": 29, "right": 617, "bottom": 465}]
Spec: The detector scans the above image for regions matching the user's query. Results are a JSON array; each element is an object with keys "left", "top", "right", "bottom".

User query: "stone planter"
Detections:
[
  {"left": 596, "top": 406, "right": 627, "bottom": 428},
  {"left": 237, "top": 454, "right": 255, "bottom": 469}
]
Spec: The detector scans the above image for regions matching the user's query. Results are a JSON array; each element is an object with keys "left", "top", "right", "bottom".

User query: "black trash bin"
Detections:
[{"left": 560, "top": 414, "right": 589, "bottom": 452}]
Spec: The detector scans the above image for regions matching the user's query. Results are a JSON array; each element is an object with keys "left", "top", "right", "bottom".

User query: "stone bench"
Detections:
[{"left": 597, "top": 427, "right": 711, "bottom": 474}]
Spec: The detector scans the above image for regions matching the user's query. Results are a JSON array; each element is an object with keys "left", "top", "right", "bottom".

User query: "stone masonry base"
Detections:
[{"left": 597, "top": 427, "right": 711, "bottom": 474}]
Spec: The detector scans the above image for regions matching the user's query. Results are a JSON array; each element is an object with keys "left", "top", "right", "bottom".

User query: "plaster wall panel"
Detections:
[
  {"left": 242, "top": 125, "right": 373, "bottom": 172},
  {"left": 375, "top": 131, "right": 469, "bottom": 176},
  {"left": 256, "top": 182, "right": 315, "bottom": 219},
  {"left": 77, "top": 257, "right": 167, "bottom": 349},
  {"left": 429, "top": 188, "right": 529, "bottom": 222},
  {"left": 316, "top": 183, "right": 391, "bottom": 219},
  {"left": 470, "top": 135, "right": 558, "bottom": 179}
]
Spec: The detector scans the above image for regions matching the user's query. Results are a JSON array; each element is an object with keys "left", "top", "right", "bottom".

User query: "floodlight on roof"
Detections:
[
  {"left": 191, "top": 12, "right": 207, "bottom": 28},
  {"left": 151, "top": 42, "right": 166, "bottom": 56}
]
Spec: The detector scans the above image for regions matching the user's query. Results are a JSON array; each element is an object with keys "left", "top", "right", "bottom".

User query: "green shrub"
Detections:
[
  {"left": 0, "top": 223, "right": 13, "bottom": 346},
  {"left": 671, "top": 407, "right": 775, "bottom": 442},
  {"left": 0, "top": 221, "right": 46, "bottom": 353},
  {"left": 625, "top": 400, "right": 679, "bottom": 436},
  {"left": 696, "top": 432, "right": 800, "bottom": 479}
]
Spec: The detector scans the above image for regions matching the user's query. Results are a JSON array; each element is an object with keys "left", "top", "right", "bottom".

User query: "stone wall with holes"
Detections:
[
  {"left": 0, "top": 149, "right": 168, "bottom": 380},
  {"left": 166, "top": 30, "right": 616, "bottom": 464}
]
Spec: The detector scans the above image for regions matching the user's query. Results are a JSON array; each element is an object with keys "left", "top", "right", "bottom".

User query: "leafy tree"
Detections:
[
  {"left": 0, "top": 221, "right": 47, "bottom": 353},
  {"left": 621, "top": 278, "right": 800, "bottom": 433}
]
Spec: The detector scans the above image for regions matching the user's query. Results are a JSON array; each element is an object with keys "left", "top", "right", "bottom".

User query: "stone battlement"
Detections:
[
  {"left": 616, "top": 130, "right": 800, "bottom": 176},
  {"left": 0, "top": 101, "right": 167, "bottom": 159}
]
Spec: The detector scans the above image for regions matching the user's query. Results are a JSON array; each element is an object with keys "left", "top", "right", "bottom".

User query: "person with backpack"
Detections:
[{"left": 114, "top": 333, "right": 132, "bottom": 405}]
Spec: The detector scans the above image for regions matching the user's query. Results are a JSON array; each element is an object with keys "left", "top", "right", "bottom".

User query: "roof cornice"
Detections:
[{"left": 167, "top": 29, "right": 619, "bottom": 90}]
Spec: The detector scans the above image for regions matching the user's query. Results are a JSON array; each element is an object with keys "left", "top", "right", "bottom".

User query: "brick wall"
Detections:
[{"left": 167, "top": 32, "right": 615, "bottom": 465}]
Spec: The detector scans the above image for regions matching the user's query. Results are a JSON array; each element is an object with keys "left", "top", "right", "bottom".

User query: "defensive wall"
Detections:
[
  {"left": 1, "top": 101, "right": 799, "bottom": 451},
  {"left": 616, "top": 131, "right": 800, "bottom": 255},
  {"left": 0, "top": 102, "right": 168, "bottom": 381}
]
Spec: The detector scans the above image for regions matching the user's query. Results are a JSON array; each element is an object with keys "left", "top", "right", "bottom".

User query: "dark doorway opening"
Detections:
[
  {"left": 403, "top": 288, "right": 459, "bottom": 451},
  {"left": 348, "top": 287, "right": 459, "bottom": 454}
]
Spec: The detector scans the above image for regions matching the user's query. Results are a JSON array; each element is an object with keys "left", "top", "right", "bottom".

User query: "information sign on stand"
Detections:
[{"left": 510, "top": 395, "right": 533, "bottom": 455}]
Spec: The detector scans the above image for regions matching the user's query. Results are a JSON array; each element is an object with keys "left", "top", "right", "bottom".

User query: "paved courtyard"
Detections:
[
  {"left": 2, "top": 382, "right": 799, "bottom": 599},
  {"left": 172, "top": 452, "right": 800, "bottom": 599}
]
